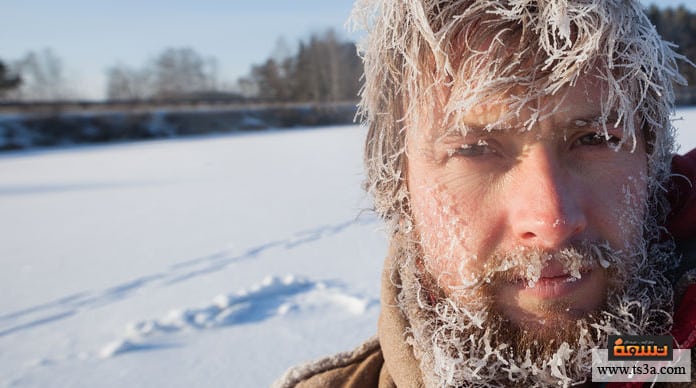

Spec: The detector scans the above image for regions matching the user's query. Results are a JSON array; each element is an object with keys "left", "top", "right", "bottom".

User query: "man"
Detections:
[{"left": 276, "top": 0, "right": 696, "bottom": 386}]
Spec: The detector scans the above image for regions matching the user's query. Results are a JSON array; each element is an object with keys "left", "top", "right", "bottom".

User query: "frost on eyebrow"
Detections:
[{"left": 433, "top": 123, "right": 508, "bottom": 147}]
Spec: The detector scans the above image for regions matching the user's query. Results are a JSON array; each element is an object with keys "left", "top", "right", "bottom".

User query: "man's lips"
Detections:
[
  {"left": 512, "top": 262, "right": 595, "bottom": 299},
  {"left": 539, "top": 260, "right": 570, "bottom": 278},
  {"left": 493, "top": 260, "right": 607, "bottom": 322}
]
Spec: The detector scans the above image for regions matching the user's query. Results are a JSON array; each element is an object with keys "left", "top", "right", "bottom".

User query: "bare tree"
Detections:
[
  {"left": 9, "top": 48, "right": 70, "bottom": 101},
  {"left": 105, "top": 64, "right": 152, "bottom": 100},
  {"left": 315, "top": 29, "right": 342, "bottom": 101},
  {"left": 149, "top": 47, "right": 218, "bottom": 99}
]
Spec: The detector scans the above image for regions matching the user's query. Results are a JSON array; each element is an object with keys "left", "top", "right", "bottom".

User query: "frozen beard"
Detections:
[{"left": 395, "top": 224, "right": 677, "bottom": 386}]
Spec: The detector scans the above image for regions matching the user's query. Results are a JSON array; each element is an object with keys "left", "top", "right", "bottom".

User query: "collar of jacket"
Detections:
[{"left": 378, "top": 240, "right": 425, "bottom": 388}]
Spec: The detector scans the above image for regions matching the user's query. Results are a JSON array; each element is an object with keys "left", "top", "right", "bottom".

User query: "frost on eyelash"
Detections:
[{"left": 446, "top": 139, "right": 490, "bottom": 157}]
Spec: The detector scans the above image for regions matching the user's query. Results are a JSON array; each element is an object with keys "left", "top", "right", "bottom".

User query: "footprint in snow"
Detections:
[{"left": 100, "top": 275, "right": 377, "bottom": 358}]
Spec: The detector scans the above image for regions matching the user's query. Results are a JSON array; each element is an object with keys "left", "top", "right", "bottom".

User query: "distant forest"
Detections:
[
  {"left": 645, "top": 5, "right": 696, "bottom": 93},
  {"left": 1, "top": 5, "right": 696, "bottom": 104}
]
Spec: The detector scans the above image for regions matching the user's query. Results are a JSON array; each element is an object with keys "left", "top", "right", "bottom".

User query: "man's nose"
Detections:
[{"left": 507, "top": 145, "right": 587, "bottom": 249}]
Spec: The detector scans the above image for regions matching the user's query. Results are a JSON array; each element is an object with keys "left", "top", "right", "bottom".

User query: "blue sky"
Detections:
[{"left": 2, "top": 0, "right": 693, "bottom": 100}]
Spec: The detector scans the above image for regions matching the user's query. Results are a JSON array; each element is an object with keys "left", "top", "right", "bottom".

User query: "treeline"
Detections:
[{"left": 0, "top": 29, "right": 360, "bottom": 104}]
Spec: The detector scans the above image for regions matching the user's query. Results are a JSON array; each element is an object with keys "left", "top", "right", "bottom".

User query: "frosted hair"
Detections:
[{"left": 352, "top": 0, "right": 686, "bottom": 232}]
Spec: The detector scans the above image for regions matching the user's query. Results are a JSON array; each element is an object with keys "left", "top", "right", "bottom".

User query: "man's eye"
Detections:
[
  {"left": 450, "top": 143, "right": 495, "bottom": 157},
  {"left": 576, "top": 133, "right": 621, "bottom": 147}
]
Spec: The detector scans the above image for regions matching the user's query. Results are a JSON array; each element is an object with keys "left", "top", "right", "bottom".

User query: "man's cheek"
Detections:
[
  {"left": 410, "top": 183, "right": 481, "bottom": 289},
  {"left": 610, "top": 173, "right": 649, "bottom": 251}
]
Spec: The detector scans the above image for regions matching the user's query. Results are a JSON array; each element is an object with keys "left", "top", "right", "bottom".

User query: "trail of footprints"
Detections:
[{"left": 0, "top": 214, "right": 378, "bottom": 339}]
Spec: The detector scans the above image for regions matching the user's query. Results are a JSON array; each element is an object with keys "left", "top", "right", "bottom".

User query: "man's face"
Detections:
[{"left": 406, "top": 75, "right": 648, "bottom": 330}]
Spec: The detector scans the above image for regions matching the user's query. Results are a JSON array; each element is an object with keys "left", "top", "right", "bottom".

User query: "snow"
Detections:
[
  {"left": 0, "top": 125, "right": 386, "bottom": 387},
  {"left": 1, "top": 108, "right": 695, "bottom": 387}
]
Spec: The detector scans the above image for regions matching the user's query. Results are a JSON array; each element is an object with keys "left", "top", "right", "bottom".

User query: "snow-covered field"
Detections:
[{"left": 1, "top": 108, "right": 696, "bottom": 388}]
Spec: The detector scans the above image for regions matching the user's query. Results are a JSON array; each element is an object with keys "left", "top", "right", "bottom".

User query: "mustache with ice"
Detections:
[{"left": 448, "top": 241, "right": 620, "bottom": 291}]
